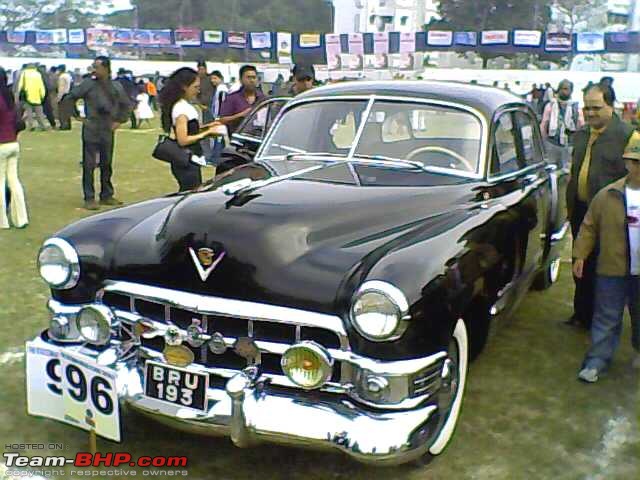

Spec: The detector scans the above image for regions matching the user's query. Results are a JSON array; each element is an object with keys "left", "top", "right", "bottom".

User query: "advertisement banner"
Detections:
[
  {"left": 427, "top": 31, "right": 453, "bottom": 47},
  {"left": 277, "top": 32, "right": 292, "bottom": 64},
  {"left": 250, "top": 32, "right": 271, "bottom": 49},
  {"left": 454, "top": 31, "right": 477, "bottom": 46},
  {"left": 513, "top": 30, "right": 541, "bottom": 47},
  {"left": 35, "top": 29, "right": 67, "bottom": 45},
  {"left": 373, "top": 32, "right": 389, "bottom": 54},
  {"left": 545, "top": 32, "right": 572, "bottom": 51},
  {"left": 399, "top": 32, "right": 416, "bottom": 53},
  {"left": 203, "top": 30, "right": 223, "bottom": 44},
  {"left": 348, "top": 33, "right": 364, "bottom": 55},
  {"left": 228, "top": 32, "right": 247, "bottom": 49},
  {"left": 113, "top": 28, "right": 134, "bottom": 44},
  {"left": 481, "top": 30, "right": 509, "bottom": 45},
  {"left": 86, "top": 28, "right": 115, "bottom": 47},
  {"left": 67, "top": 29, "right": 85, "bottom": 45},
  {"left": 174, "top": 28, "right": 201, "bottom": 46},
  {"left": 576, "top": 32, "right": 605, "bottom": 52},
  {"left": 299, "top": 33, "right": 321, "bottom": 48},
  {"left": 7, "top": 31, "right": 26, "bottom": 44},
  {"left": 134, "top": 29, "right": 171, "bottom": 47},
  {"left": 325, "top": 33, "right": 341, "bottom": 70}
]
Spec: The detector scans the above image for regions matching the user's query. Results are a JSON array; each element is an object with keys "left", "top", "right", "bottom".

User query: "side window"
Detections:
[
  {"left": 238, "top": 103, "right": 269, "bottom": 139},
  {"left": 491, "top": 113, "right": 520, "bottom": 175},
  {"left": 514, "top": 111, "right": 544, "bottom": 166},
  {"left": 265, "top": 100, "right": 286, "bottom": 134}
]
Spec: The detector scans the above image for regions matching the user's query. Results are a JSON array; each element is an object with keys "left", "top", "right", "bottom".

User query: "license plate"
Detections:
[
  {"left": 144, "top": 361, "right": 208, "bottom": 411},
  {"left": 25, "top": 341, "right": 121, "bottom": 442}
]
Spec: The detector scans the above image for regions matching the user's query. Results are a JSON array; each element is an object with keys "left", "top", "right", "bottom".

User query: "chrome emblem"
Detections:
[
  {"left": 208, "top": 332, "right": 227, "bottom": 354},
  {"left": 186, "top": 319, "right": 206, "bottom": 347},
  {"left": 189, "top": 247, "right": 226, "bottom": 282},
  {"left": 164, "top": 325, "right": 182, "bottom": 346}
]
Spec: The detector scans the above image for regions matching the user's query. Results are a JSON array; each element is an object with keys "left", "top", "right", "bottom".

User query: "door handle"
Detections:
[{"left": 523, "top": 174, "right": 538, "bottom": 185}]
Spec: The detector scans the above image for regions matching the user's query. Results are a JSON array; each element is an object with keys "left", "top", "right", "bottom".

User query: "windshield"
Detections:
[{"left": 260, "top": 99, "right": 483, "bottom": 176}]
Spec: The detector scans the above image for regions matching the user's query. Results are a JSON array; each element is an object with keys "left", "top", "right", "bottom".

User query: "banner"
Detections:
[
  {"left": 299, "top": 33, "right": 321, "bottom": 48},
  {"left": 35, "top": 29, "right": 67, "bottom": 45},
  {"left": 325, "top": 33, "right": 341, "bottom": 70},
  {"left": 399, "top": 32, "right": 415, "bottom": 52},
  {"left": 341, "top": 53, "right": 362, "bottom": 71},
  {"left": 389, "top": 53, "right": 415, "bottom": 70},
  {"left": 348, "top": 33, "right": 364, "bottom": 55},
  {"left": 545, "top": 32, "right": 572, "bottom": 52},
  {"left": 373, "top": 32, "right": 389, "bottom": 54},
  {"left": 481, "top": 30, "right": 509, "bottom": 45},
  {"left": 250, "top": 32, "right": 270, "bottom": 49},
  {"left": 608, "top": 32, "right": 630, "bottom": 44},
  {"left": 576, "top": 32, "right": 605, "bottom": 52},
  {"left": 86, "top": 28, "right": 115, "bottom": 47},
  {"left": 228, "top": 32, "right": 247, "bottom": 49},
  {"left": 67, "top": 29, "right": 85, "bottom": 45},
  {"left": 364, "top": 54, "right": 388, "bottom": 69},
  {"left": 203, "top": 30, "right": 223, "bottom": 44},
  {"left": 427, "top": 31, "right": 453, "bottom": 47},
  {"left": 174, "top": 28, "right": 201, "bottom": 46},
  {"left": 7, "top": 31, "right": 26, "bottom": 44},
  {"left": 114, "top": 29, "right": 134, "bottom": 45},
  {"left": 513, "top": 30, "right": 541, "bottom": 47},
  {"left": 277, "top": 32, "right": 292, "bottom": 64},
  {"left": 135, "top": 29, "right": 171, "bottom": 47},
  {"left": 454, "top": 31, "right": 477, "bottom": 46}
]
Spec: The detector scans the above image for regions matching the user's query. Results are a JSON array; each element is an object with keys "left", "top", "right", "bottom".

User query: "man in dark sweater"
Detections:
[
  {"left": 566, "top": 84, "right": 635, "bottom": 329},
  {"left": 64, "top": 56, "right": 132, "bottom": 210}
]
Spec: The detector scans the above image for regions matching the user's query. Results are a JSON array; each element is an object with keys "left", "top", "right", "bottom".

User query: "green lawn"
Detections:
[{"left": 0, "top": 123, "right": 638, "bottom": 479}]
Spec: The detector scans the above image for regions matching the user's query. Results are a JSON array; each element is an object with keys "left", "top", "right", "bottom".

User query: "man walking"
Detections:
[
  {"left": 196, "top": 61, "right": 214, "bottom": 122},
  {"left": 540, "top": 79, "right": 584, "bottom": 168},
  {"left": 63, "top": 56, "right": 132, "bottom": 210},
  {"left": 57, "top": 65, "right": 73, "bottom": 130},
  {"left": 17, "top": 63, "right": 48, "bottom": 131},
  {"left": 219, "top": 65, "right": 264, "bottom": 134},
  {"left": 566, "top": 84, "right": 635, "bottom": 329}
]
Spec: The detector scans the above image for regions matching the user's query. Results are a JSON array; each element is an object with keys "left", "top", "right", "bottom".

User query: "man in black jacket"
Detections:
[
  {"left": 566, "top": 84, "right": 635, "bottom": 329},
  {"left": 64, "top": 57, "right": 132, "bottom": 210}
]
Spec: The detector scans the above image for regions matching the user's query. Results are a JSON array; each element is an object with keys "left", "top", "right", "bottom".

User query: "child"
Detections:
[
  {"left": 134, "top": 82, "right": 154, "bottom": 129},
  {"left": 574, "top": 131, "right": 640, "bottom": 382}
]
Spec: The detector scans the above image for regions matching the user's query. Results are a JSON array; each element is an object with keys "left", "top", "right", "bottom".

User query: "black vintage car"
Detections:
[{"left": 27, "top": 81, "right": 568, "bottom": 466}]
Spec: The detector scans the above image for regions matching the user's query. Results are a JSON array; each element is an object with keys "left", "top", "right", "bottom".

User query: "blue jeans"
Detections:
[
  {"left": 206, "top": 137, "right": 225, "bottom": 166},
  {"left": 583, "top": 275, "right": 640, "bottom": 371}
]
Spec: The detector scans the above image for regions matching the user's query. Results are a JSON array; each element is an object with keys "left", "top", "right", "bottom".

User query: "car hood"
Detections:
[{"left": 60, "top": 162, "right": 474, "bottom": 313}]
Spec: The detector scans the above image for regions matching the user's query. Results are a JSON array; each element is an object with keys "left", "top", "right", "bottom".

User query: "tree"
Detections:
[
  {"left": 435, "top": 0, "right": 552, "bottom": 68},
  {"left": 1, "top": 0, "right": 114, "bottom": 30}
]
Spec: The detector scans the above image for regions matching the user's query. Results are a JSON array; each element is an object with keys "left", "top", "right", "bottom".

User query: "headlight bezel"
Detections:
[
  {"left": 37, "top": 238, "right": 80, "bottom": 290},
  {"left": 349, "top": 281, "right": 410, "bottom": 342}
]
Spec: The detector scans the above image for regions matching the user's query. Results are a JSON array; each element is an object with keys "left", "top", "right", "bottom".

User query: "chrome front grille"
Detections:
[{"left": 98, "top": 281, "right": 350, "bottom": 388}]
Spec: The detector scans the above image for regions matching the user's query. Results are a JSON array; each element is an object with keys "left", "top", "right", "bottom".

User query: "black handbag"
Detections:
[{"left": 152, "top": 134, "right": 191, "bottom": 168}]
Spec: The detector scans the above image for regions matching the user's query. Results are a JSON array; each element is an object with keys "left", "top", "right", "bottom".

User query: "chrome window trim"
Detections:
[
  {"left": 256, "top": 94, "right": 488, "bottom": 180},
  {"left": 232, "top": 132, "right": 261, "bottom": 143}
]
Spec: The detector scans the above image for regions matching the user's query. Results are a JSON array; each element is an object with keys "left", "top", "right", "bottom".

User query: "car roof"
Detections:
[{"left": 295, "top": 80, "right": 527, "bottom": 119}]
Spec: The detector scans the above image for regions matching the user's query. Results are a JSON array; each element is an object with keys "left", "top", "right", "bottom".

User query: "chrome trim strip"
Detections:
[
  {"left": 232, "top": 132, "right": 261, "bottom": 143},
  {"left": 347, "top": 96, "right": 375, "bottom": 158},
  {"left": 551, "top": 221, "right": 570, "bottom": 243}
]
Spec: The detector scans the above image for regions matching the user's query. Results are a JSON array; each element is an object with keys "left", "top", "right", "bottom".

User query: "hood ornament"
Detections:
[{"left": 189, "top": 247, "right": 225, "bottom": 282}]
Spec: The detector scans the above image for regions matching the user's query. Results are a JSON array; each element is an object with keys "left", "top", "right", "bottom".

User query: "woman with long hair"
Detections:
[
  {"left": 0, "top": 67, "right": 28, "bottom": 229},
  {"left": 159, "top": 67, "right": 220, "bottom": 191}
]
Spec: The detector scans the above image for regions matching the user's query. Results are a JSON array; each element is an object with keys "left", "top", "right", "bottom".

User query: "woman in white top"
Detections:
[
  {"left": 135, "top": 82, "right": 154, "bottom": 129},
  {"left": 158, "top": 68, "right": 220, "bottom": 191}
]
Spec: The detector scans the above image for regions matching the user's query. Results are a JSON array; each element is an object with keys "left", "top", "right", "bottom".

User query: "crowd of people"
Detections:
[{"left": 1, "top": 56, "right": 640, "bottom": 385}]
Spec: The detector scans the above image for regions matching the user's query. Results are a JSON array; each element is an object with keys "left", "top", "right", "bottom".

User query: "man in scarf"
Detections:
[{"left": 540, "top": 79, "right": 584, "bottom": 168}]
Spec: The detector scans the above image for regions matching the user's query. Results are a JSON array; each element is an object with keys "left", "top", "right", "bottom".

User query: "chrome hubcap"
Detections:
[{"left": 439, "top": 342, "right": 459, "bottom": 412}]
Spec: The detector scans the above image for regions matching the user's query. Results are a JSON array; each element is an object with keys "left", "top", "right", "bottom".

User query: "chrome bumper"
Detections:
[{"left": 30, "top": 333, "right": 443, "bottom": 466}]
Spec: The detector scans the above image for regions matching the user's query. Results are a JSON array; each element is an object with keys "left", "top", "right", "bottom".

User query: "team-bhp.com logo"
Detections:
[{"left": 3, "top": 452, "right": 188, "bottom": 468}]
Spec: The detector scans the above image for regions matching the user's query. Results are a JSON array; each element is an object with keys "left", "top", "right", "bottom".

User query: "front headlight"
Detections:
[
  {"left": 37, "top": 238, "right": 80, "bottom": 289},
  {"left": 281, "top": 342, "right": 333, "bottom": 390},
  {"left": 350, "top": 281, "right": 410, "bottom": 341},
  {"left": 75, "top": 305, "right": 114, "bottom": 345}
]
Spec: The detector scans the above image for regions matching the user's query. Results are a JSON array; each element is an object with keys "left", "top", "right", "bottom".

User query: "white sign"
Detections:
[
  {"left": 250, "top": 32, "right": 271, "bottom": 50},
  {"left": 277, "top": 32, "right": 292, "bottom": 65},
  {"left": 481, "top": 30, "right": 509, "bottom": 45},
  {"left": 203, "top": 30, "right": 223, "bottom": 44},
  {"left": 427, "top": 31, "right": 453, "bottom": 47},
  {"left": 373, "top": 32, "right": 389, "bottom": 54},
  {"left": 576, "top": 33, "right": 605, "bottom": 52},
  {"left": 399, "top": 32, "right": 416, "bottom": 53},
  {"left": 26, "top": 341, "right": 121, "bottom": 442},
  {"left": 513, "top": 30, "right": 541, "bottom": 47}
]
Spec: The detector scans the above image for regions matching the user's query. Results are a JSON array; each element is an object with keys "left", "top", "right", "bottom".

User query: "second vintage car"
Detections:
[{"left": 26, "top": 81, "right": 568, "bottom": 466}]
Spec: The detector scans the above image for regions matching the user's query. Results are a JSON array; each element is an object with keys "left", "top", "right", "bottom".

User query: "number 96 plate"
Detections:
[{"left": 144, "top": 361, "right": 208, "bottom": 412}]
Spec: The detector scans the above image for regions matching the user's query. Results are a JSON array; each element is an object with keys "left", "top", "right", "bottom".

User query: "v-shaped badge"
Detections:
[{"left": 188, "top": 248, "right": 226, "bottom": 282}]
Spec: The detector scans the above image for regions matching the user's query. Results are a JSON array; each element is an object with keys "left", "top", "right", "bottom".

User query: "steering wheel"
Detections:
[{"left": 406, "top": 146, "right": 474, "bottom": 172}]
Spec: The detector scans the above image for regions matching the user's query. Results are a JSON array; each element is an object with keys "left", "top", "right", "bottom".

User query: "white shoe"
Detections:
[
  {"left": 190, "top": 155, "right": 207, "bottom": 167},
  {"left": 632, "top": 352, "right": 640, "bottom": 369},
  {"left": 578, "top": 367, "right": 599, "bottom": 383}
]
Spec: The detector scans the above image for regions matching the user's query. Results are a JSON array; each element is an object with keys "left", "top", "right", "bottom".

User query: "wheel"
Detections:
[
  {"left": 532, "top": 257, "right": 561, "bottom": 291},
  {"left": 416, "top": 318, "right": 469, "bottom": 465}
]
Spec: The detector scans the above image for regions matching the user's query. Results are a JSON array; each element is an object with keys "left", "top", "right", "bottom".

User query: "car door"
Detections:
[{"left": 513, "top": 110, "right": 552, "bottom": 276}]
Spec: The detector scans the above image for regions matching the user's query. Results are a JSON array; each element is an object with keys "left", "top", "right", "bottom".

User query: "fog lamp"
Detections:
[
  {"left": 281, "top": 342, "right": 333, "bottom": 390},
  {"left": 75, "top": 305, "right": 114, "bottom": 345}
]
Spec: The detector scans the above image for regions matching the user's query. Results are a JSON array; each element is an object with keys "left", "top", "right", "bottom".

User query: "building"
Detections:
[{"left": 331, "top": 0, "right": 439, "bottom": 33}]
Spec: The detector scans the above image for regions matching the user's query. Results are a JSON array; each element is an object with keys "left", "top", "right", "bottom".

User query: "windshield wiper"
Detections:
[{"left": 349, "top": 154, "right": 427, "bottom": 171}]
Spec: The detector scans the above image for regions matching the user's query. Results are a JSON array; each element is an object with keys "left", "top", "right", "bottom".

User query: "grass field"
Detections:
[{"left": 0, "top": 121, "right": 638, "bottom": 480}]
